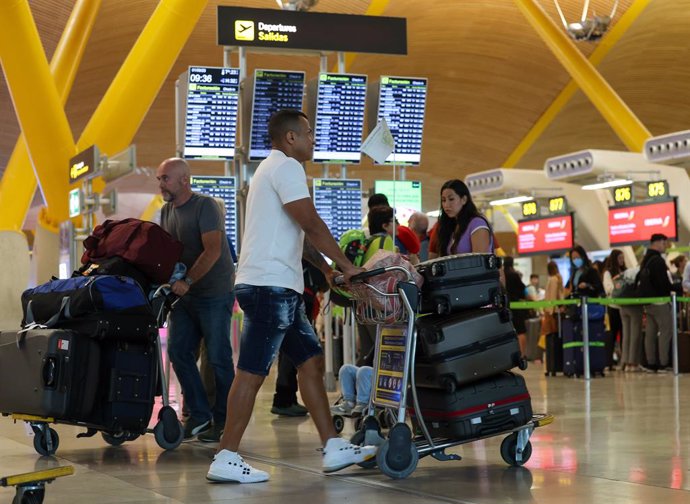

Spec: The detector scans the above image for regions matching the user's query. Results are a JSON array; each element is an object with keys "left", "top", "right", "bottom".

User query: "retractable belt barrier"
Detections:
[{"left": 509, "top": 294, "right": 685, "bottom": 380}]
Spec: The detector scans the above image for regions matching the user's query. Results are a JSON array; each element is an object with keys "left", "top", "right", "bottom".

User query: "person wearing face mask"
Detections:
[
  {"left": 428, "top": 179, "right": 493, "bottom": 259},
  {"left": 636, "top": 233, "right": 681, "bottom": 373},
  {"left": 565, "top": 245, "right": 604, "bottom": 299}
]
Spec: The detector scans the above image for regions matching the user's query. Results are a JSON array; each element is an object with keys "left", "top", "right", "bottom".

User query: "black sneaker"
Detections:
[
  {"left": 183, "top": 417, "right": 211, "bottom": 440},
  {"left": 270, "top": 403, "right": 308, "bottom": 417},
  {"left": 198, "top": 423, "right": 223, "bottom": 443}
]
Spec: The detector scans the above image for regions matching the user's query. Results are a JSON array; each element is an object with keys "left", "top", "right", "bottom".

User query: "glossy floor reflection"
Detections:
[{"left": 2, "top": 365, "right": 690, "bottom": 503}]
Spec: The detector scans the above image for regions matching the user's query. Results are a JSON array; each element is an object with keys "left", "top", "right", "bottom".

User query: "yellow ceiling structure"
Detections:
[{"left": 1, "top": 0, "right": 689, "bottom": 219}]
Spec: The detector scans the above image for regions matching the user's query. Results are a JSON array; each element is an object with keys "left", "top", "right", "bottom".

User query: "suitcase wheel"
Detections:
[
  {"left": 102, "top": 432, "right": 127, "bottom": 447},
  {"left": 500, "top": 432, "right": 532, "bottom": 467},
  {"left": 33, "top": 427, "right": 59, "bottom": 457},
  {"left": 12, "top": 487, "right": 45, "bottom": 504}
]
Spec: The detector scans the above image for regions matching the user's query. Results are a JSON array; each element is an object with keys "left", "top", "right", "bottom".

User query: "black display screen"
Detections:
[
  {"left": 183, "top": 67, "right": 240, "bottom": 160},
  {"left": 376, "top": 76, "right": 428, "bottom": 165},
  {"left": 313, "top": 179, "right": 362, "bottom": 241},
  {"left": 249, "top": 69, "right": 305, "bottom": 161},
  {"left": 312, "top": 73, "right": 367, "bottom": 164},
  {"left": 189, "top": 176, "right": 238, "bottom": 252}
]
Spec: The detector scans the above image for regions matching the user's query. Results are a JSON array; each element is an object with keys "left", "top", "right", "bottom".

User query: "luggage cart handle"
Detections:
[{"left": 334, "top": 266, "right": 413, "bottom": 285}]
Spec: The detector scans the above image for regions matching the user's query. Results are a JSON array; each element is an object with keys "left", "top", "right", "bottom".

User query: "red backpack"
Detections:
[{"left": 81, "top": 218, "right": 183, "bottom": 284}]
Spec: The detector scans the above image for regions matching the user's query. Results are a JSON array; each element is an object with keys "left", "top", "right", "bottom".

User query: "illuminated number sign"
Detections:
[
  {"left": 647, "top": 180, "right": 669, "bottom": 199},
  {"left": 613, "top": 185, "right": 632, "bottom": 204},
  {"left": 548, "top": 196, "right": 567, "bottom": 214},
  {"left": 522, "top": 201, "right": 538, "bottom": 217}
]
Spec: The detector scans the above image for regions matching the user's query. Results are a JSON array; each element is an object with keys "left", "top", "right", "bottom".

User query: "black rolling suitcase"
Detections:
[
  {"left": 562, "top": 318, "right": 606, "bottom": 377},
  {"left": 87, "top": 340, "right": 159, "bottom": 434},
  {"left": 0, "top": 329, "right": 100, "bottom": 419},
  {"left": 416, "top": 253, "right": 503, "bottom": 315},
  {"left": 409, "top": 371, "right": 533, "bottom": 440},
  {"left": 414, "top": 308, "right": 522, "bottom": 390}
]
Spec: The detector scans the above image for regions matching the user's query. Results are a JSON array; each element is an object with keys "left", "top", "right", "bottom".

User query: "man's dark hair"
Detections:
[
  {"left": 530, "top": 274, "right": 539, "bottom": 280},
  {"left": 650, "top": 233, "right": 668, "bottom": 243},
  {"left": 368, "top": 193, "right": 390, "bottom": 210},
  {"left": 268, "top": 109, "right": 308, "bottom": 143},
  {"left": 368, "top": 206, "right": 394, "bottom": 235}
]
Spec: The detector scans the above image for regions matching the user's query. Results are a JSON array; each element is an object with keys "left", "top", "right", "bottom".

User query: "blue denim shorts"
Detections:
[{"left": 235, "top": 284, "right": 323, "bottom": 376}]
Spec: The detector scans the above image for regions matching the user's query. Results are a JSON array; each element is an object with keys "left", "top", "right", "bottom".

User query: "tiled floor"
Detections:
[{"left": 2, "top": 365, "right": 690, "bottom": 503}]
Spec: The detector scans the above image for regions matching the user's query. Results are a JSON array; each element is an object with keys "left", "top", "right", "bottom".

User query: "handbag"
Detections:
[{"left": 540, "top": 312, "right": 557, "bottom": 335}]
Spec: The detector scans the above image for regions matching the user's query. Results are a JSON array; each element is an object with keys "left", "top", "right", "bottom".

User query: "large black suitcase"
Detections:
[
  {"left": 0, "top": 329, "right": 100, "bottom": 419},
  {"left": 409, "top": 371, "right": 533, "bottom": 440},
  {"left": 562, "top": 318, "right": 606, "bottom": 377},
  {"left": 416, "top": 254, "right": 503, "bottom": 315},
  {"left": 415, "top": 308, "right": 522, "bottom": 390},
  {"left": 87, "top": 340, "right": 158, "bottom": 434}
]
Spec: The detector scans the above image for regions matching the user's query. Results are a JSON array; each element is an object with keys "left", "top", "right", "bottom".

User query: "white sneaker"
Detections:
[
  {"left": 322, "top": 437, "right": 377, "bottom": 473},
  {"left": 330, "top": 400, "right": 355, "bottom": 415},
  {"left": 207, "top": 449, "right": 269, "bottom": 483}
]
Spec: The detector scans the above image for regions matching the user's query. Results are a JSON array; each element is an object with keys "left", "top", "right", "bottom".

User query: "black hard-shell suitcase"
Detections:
[
  {"left": 0, "top": 329, "right": 100, "bottom": 419},
  {"left": 87, "top": 340, "right": 158, "bottom": 433},
  {"left": 415, "top": 308, "right": 522, "bottom": 390},
  {"left": 409, "top": 371, "right": 533, "bottom": 440},
  {"left": 545, "top": 332, "right": 563, "bottom": 376},
  {"left": 416, "top": 254, "right": 503, "bottom": 315},
  {"left": 562, "top": 318, "right": 606, "bottom": 377}
]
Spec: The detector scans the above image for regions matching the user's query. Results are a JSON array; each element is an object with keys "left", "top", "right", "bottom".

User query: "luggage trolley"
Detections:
[
  {"left": 341, "top": 266, "right": 554, "bottom": 480},
  {"left": 7, "top": 285, "right": 184, "bottom": 456}
]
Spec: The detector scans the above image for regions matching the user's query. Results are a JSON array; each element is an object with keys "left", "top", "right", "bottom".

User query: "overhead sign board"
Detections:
[
  {"left": 608, "top": 199, "right": 678, "bottom": 246},
  {"left": 517, "top": 214, "right": 575, "bottom": 256},
  {"left": 217, "top": 6, "right": 407, "bottom": 55},
  {"left": 69, "top": 145, "right": 100, "bottom": 184}
]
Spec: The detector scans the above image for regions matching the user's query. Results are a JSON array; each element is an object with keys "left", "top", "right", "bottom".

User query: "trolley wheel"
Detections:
[
  {"left": 518, "top": 358, "right": 528, "bottom": 371},
  {"left": 33, "top": 428, "right": 59, "bottom": 456},
  {"left": 125, "top": 433, "right": 140, "bottom": 442},
  {"left": 376, "top": 438, "right": 418, "bottom": 480},
  {"left": 102, "top": 432, "right": 127, "bottom": 447},
  {"left": 500, "top": 433, "right": 533, "bottom": 467},
  {"left": 333, "top": 415, "right": 345, "bottom": 434},
  {"left": 350, "top": 430, "right": 378, "bottom": 469},
  {"left": 12, "top": 488, "right": 45, "bottom": 504},
  {"left": 154, "top": 406, "right": 184, "bottom": 451}
]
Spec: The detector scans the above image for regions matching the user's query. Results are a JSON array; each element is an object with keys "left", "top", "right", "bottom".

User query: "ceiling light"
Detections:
[
  {"left": 488, "top": 195, "right": 534, "bottom": 206},
  {"left": 581, "top": 178, "right": 633, "bottom": 190}
]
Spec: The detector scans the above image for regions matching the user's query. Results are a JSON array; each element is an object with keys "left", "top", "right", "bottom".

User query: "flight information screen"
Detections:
[
  {"left": 189, "top": 176, "right": 238, "bottom": 251},
  {"left": 313, "top": 179, "right": 362, "bottom": 241},
  {"left": 313, "top": 73, "right": 367, "bottom": 164},
  {"left": 183, "top": 66, "right": 240, "bottom": 159},
  {"left": 249, "top": 69, "right": 305, "bottom": 161},
  {"left": 375, "top": 76, "right": 428, "bottom": 165}
]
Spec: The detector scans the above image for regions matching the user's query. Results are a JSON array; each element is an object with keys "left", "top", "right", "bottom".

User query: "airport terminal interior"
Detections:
[{"left": 3, "top": 0, "right": 690, "bottom": 502}]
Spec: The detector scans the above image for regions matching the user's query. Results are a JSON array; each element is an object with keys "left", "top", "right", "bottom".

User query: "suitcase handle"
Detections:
[{"left": 42, "top": 357, "right": 58, "bottom": 388}]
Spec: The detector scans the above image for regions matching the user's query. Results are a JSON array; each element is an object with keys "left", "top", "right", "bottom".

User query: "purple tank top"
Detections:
[{"left": 447, "top": 217, "right": 492, "bottom": 254}]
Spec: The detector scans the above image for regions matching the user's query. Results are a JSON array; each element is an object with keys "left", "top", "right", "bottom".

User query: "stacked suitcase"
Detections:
[
  {"left": 0, "top": 262, "right": 165, "bottom": 445},
  {"left": 410, "top": 254, "right": 532, "bottom": 441}
]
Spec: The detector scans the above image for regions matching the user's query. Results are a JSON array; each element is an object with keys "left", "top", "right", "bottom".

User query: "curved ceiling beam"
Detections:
[{"left": 513, "top": 0, "right": 650, "bottom": 152}]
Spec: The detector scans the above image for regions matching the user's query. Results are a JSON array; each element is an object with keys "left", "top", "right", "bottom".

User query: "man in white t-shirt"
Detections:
[{"left": 207, "top": 110, "right": 376, "bottom": 484}]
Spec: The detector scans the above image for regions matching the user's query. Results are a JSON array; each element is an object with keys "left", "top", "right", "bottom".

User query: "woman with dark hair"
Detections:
[
  {"left": 428, "top": 179, "right": 492, "bottom": 259},
  {"left": 503, "top": 256, "right": 529, "bottom": 358},
  {"left": 566, "top": 245, "right": 604, "bottom": 298},
  {"left": 603, "top": 249, "right": 626, "bottom": 370}
]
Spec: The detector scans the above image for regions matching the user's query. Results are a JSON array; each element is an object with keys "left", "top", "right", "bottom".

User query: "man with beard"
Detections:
[{"left": 156, "top": 157, "right": 235, "bottom": 441}]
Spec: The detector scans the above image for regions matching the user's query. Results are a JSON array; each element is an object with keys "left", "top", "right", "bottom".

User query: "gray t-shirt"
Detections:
[{"left": 160, "top": 193, "right": 234, "bottom": 297}]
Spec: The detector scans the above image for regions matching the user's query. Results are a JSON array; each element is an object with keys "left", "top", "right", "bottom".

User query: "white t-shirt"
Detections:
[{"left": 235, "top": 150, "right": 310, "bottom": 292}]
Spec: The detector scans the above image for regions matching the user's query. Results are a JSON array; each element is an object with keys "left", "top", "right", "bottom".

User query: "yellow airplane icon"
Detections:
[{"left": 235, "top": 20, "right": 255, "bottom": 41}]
